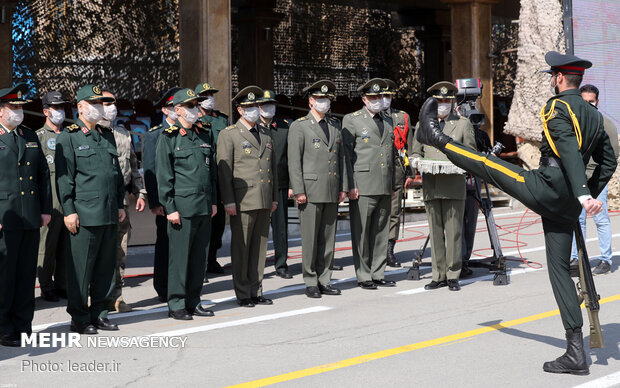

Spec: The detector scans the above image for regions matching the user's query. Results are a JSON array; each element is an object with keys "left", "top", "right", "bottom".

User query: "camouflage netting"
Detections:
[
  {"left": 12, "top": 0, "right": 180, "bottom": 100},
  {"left": 491, "top": 22, "right": 519, "bottom": 98}
]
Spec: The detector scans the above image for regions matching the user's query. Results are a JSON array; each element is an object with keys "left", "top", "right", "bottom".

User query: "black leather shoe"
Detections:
[
  {"left": 305, "top": 286, "right": 321, "bottom": 298},
  {"left": 447, "top": 279, "right": 461, "bottom": 291},
  {"left": 386, "top": 258, "right": 401, "bottom": 268},
  {"left": 93, "top": 317, "right": 119, "bottom": 331},
  {"left": 460, "top": 264, "right": 473, "bottom": 278},
  {"left": 251, "top": 296, "right": 273, "bottom": 305},
  {"left": 332, "top": 264, "right": 343, "bottom": 271},
  {"left": 237, "top": 299, "right": 255, "bottom": 307},
  {"left": 70, "top": 321, "right": 98, "bottom": 335},
  {"left": 55, "top": 289, "right": 68, "bottom": 299},
  {"left": 1, "top": 334, "right": 21, "bottom": 347},
  {"left": 276, "top": 269, "right": 293, "bottom": 279},
  {"left": 206, "top": 261, "right": 225, "bottom": 274},
  {"left": 41, "top": 290, "right": 60, "bottom": 302},
  {"left": 168, "top": 309, "right": 193, "bottom": 320},
  {"left": 318, "top": 284, "right": 341, "bottom": 295},
  {"left": 424, "top": 280, "right": 447, "bottom": 290},
  {"left": 416, "top": 97, "right": 452, "bottom": 150},
  {"left": 543, "top": 328, "right": 589, "bottom": 375},
  {"left": 191, "top": 305, "right": 215, "bottom": 317},
  {"left": 358, "top": 281, "right": 378, "bottom": 290},
  {"left": 373, "top": 279, "right": 396, "bottom": 287}
]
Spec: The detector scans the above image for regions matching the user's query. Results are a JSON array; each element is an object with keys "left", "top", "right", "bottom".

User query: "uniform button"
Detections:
[
  {"left": 21, "top": 192, "right": 24, "bottom": 196},
  {"left": 266, "top": 157, "right": 270, "bottom": 161},
  {"left": 267, "top": 169, "right": 270, "bottom": 172},
  {"left": 380, "top": 153, "right": 383, "bottom": 156},
  {"left": 19, "top": 177, "right": 23, "bottom": 181},
  {"left": 261, "top": 179, "right": 264, "bottom": 183},
  {"left": 29, "top": 176, "right": 33, "bottom": 180},
  {"left": 27, "top": 162, "right": 30, "bottom": 166},
  {"left": 259, "top": 169, "right": 263, "bottom": 172},
  {"left": 17, "top": 162, "right": 20, "bottom": 166},
  {"left": 334, "top": 172, "right": 337, "bottom": 176},
  {"left": 268, "top": 180, "right": 271, "bottom": 183},
  {"left": 381, "top": 163, "right": 384, "bottom": 166},
  {"left": 31, "top": 191, "right": 34, "bottom": 195}
]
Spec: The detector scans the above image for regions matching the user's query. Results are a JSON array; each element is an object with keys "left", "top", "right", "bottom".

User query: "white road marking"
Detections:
[{"left": 573, "top": 370, "right": 620, "bottom": 388}]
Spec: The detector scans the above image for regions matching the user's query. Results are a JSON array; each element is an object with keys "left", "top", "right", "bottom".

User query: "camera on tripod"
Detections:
[{"left": 455, "top": 78, "right": 486, "bottom": 128}]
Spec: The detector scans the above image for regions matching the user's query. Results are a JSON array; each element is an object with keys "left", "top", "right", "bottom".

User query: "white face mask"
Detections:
[
  {"left": 164, "top": 106, "right": 177, "bottom": 121},
  {"left": 549, "top": 74, "right": 558, "bottom": 96},
  {"left": 260, "top": 104, "right": 276, "bottom": 119},
  {"left": 82, "top": 102, "right": 104, "bottom": 123},
  {"left": 382, "top": 95, "right": 392, "bottom": 111},
  {"left": 364, "top": 97, "right": 383, "bottom": 114},
  {"left": 312, "top": 98, "right": 331, "bottom": 114},
  {"left": 200, "top": 96, "right": 215, "bottom": 111},
  {"left": 437, "top": 102, "right": 452, "bottom": 119},
  {"left": 242, "top": 106, "right": 260, "bottom": 123},
  {"left": 3, "top": 107, "right": 24, "bottom": 128},
  {"left": 180, "top": 106, "right": 198, "bottom": 124},
  {"left": 48, "top": 107, "right": 65, "bottom": 125},
  {"left": 103, "top": 104, "right": 117, "bottom": 122}
]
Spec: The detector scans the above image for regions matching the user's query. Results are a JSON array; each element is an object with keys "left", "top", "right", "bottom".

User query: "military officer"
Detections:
[
  {"left": 381, "top": 79, "right": 414, "bottom": 268},
  {"left": 415, "top": 51, "right": 617, "bottom": 375},
  {"left": 195, "top": 82, "right": 229, "bottom": 275},
  {"left": 156, "top": 88, "right": 218, "bottom": 320},
  {"left": 55, "top": 84, "right": 125, "bottom": 335},
  {"left": 288, "top": 80, "right": 347, "bottom": 298},
  {"left": 100, "top": 90, "right": 147, "bottom": 313},
  {"left": 343, "top": 78, "right": 396, "bottom": 289},
  {"left": 217, "top": 85, "right": 278, "bottom": 307},
  {"left": 0, "top": 85, "right": 52, "bottom": 347},
  {"left": 258, "top": 89, "right": 294, "bottom": 279},
  {"left": 142, "top": 87, "right": 181, "bottom": 302},
  {"left": 410, "top": 82, "right": 476, "bottom": 292},
  {"left": 36, "top": 91, "right": 69, "bottom": 302}
]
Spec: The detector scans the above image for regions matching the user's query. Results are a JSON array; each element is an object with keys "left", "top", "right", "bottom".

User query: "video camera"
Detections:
[{"left": 455, "top": 78, "right": 486, "bottom": 128}]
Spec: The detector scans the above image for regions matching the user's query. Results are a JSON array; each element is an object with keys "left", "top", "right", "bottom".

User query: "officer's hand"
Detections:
[
  {"left": 224, "top": 204, "right": 237, "bottom": 216},
  {"left": 295, "top": 193, "right": 307, "bottom": 205},
  {"left": 583, "top": 198, "right": 603, "bottom": 216},
  {"left": 41, "top": 214, "right": 51, "bottom": 227},
  {"left": 167, "top": 211, "right": 181, "bottom": 224},
  {"left": 348, "top": 188, "right": 359, "bottom": 200},
  {"left": 151, "top": 206, "right": 165, "bottom": 216},
  {"left": 136, "top": 197, "right": 146, "bottom": 212},
  {"left": 404, "top": 177, "right": 414, "bottom": 189},
  {"left": 211, "top": 205, "right": 218, "bottom": 218},
  {"left": 119, "top": 209, "right": 127, "bottom": 223},
  {"left": 338, "top": 191, "right": 347, "bottom": 203},
  {"left": 271, "top": 202, "right": 278, "bottom": 213},
  {"left": 64, "top": 213, "right": 80, "bottom": 234},
  {"left": 288, "top": 189, "right": 294, "bottom": 199}
]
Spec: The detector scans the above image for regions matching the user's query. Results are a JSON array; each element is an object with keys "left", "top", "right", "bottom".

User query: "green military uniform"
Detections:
[
  {"left": 217, "top": 86, "right": 278, "bottom": 305},
  {"left": 0, "top": 85, "right": 52, "bottom": 346},
  {"left": 288, "top": 80, "right": 347, "bottom": 291},
  {"left": 55, "top": 85, "right": 124, "bottom": 328},
  {"left": 155, "top": 88, "right": 217, "bottom": 316},
  {"left": 343, "top": 79, "right": 395, "bottom": 287},
  {"left": 410, "top": 82, "right": 476, "bottom": 287},
  {"left": 195, "top": 82, "right": 230, "bottom": 273}
]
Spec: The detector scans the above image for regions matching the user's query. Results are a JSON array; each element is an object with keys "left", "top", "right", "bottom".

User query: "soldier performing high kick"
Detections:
[{"left": 415, "top": 51, "right": 617, "bottom": 375}]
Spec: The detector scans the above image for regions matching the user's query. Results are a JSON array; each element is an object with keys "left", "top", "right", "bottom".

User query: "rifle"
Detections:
[{"left": 573, "top": 224, "right": 604, "bottom": 348}]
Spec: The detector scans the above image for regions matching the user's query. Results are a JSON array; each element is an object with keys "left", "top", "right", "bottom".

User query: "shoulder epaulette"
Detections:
[
  {"left": 298, "top": 116, "right": 308, "bottom": 121},
  {"left": 353, "top": 110, "right": 362, "bottom": 116},
  {"left": 164, "top": 125, "right": 180, "bottom": 135},
  {"left": 67, "top": 124, "right": 79, "bottom": 132},
  {"left": 148, "top": 124, "right": 162, "bottom": 132},
  {"left": 36, "top": 128, "right": 45, "bottom": 135},
  {"left": 224, "top": 125, "right": 235, "bottom": 131}
]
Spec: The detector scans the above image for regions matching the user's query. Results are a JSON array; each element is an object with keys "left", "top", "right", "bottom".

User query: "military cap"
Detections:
[
  {"left": 232, "top": 85, "right": 263, "bottom": 106},
  {"left": 302, "top": 80, "right": 336, "bottom": 98},
  {"left": 195, "top": 82, "right": 219, "bottom": 96},
  {"left": 258, "top": 89, "right": 277, "bottom": 103},
  {"left": 172, "top": 88, "right": 203, "bottom": 106},
  {"left": 155, "top": 87, "right": 183, "bottom": 107},
  {"left": 541, "top": 51, "right": 592, "bottom": 75},
  {"left": 0, "top": 84, "right": 31, "bottom": 105},
  {"left": 76, "top": 84, "right": 114, "bottom": 103},
  {"left": 357, "top": 78, "right": 388, "bottom": 96},
  {"left": 381, "top": 79, "right": 398, "bottom": 95},
  {"left": 427, "top": 81, "right": 457, "bottom": 99},
  {"left": 41, "top": 91, "right": 68, "bottom": 108}
]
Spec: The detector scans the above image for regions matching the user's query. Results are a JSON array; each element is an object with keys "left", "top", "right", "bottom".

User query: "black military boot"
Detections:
[
  {"left": 386, "top": 239, "right": 400, "bottom": 268},
  {"left": 416, "top": 97, "right": 452, "bottom": 150},
  {"left": 543, "top": 328, "right": 589, "bottom": 375}
]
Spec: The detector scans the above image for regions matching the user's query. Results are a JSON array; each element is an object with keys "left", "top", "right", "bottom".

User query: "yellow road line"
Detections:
[{"left": 228, "top": 294, "right": 620, "bottom": 388}]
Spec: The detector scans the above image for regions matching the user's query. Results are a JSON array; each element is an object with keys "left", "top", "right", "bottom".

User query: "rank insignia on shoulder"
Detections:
[
  {"left": 0, "top": 128, "right": 5, "bottom": 135},
  {"left": 180, "top": 128, "right": 187, "bottom": 136},
  {"left": 299, "top": 116, "right": 308, "bottom": 121},
  {"left": 25, "top": 142, "right": 38, "bottom": 148},
  {"left": 148, "top": 125, "right": 160, "bottom": 132},
  {"left": 81, "top": 127, "right": 89, "bottom": 134},
  {"left": 353, "top": 111, "right": 362, "bottom": 116},
  {"left": 67, "top": 124, "right": 79, "bottom": 132},
  {"left": 225, "top": 125, "right": 235, "bottom": 130},
  {"left": 164, "top": 125, "right": 179, "bottom": 135}
]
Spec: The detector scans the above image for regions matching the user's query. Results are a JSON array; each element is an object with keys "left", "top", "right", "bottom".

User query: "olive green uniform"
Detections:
[
  {"left": 217, "top": 120, "right": 278, "bottom": 301},
  {"left": 0, "top": 123, "right": 52, "bottom": 338},
  {"left": 288, "top": 112, "right": 346, "bottom": 287},
  {"left": 410, "top": 114, "right": 476, "bottom": 282},
  {"left": 387, "top": 108, "right": 412, "bottom": 240},
  {"left": 343, "top": 107, "right": 395, "bottom": 282},
  {"left": 36, "top": 124, "right": 67, "bottom": 295},
  {"left": 55, "top": 120, "right": 125, "bottom": 325}
]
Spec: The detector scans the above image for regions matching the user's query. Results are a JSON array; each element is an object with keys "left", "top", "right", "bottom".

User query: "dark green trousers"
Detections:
[
  {"left": 271, "top": 188, "right": 289, "bottom": 272},
  {"left": 207, "top": 189, "right": 225, "bottom": 266},
  {"left": 298, "top": 202, "right": 337, "bottom": 287},
  {"left": 389, "top": 185, "right": 404, "bottom": 240},
  {"left": 0, "top": 229, "right": 40, "bottom": 337},
  {"left": 37, "top": 212, "right": 67, "bottom": 293},
  {"left": 66, "top": 224, "right": 117, "bottom": 324},
  {"left": 168, "top": 215, "right": 211, "bottom": 311},
  {"left": 443, "top": 141, "right": 582, "bottom": 329}
]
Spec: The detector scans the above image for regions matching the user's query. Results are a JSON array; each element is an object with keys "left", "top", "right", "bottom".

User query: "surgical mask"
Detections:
[
  {"left": 103, "top": 104, "right": 117, "bottom": 122},
  {"left": 437, "top": 102, "right": 452, "bottom": 118},
  {"left": 364, "top": 97, "right": 383, "bottom": 114},
  {"left": 549, "top": 75, "right": 558, "bottom": 95},
  {"left": 164, "top": 107, "right": 177, "bottom": 121},
  {"left": 200, "top": 96, "right": 215, "bottom": 111},
  {"left": 180, "top": 106, "right": 198, "bottom": 124},
  {"left": 242, "top": 106, "right": 260, "bottom": 123},
  {"left": 83, "top": 102, "right": 104, "bottom": 123},
  {"left": 260, "top": 104, "right": 276, "bottom": 119},
  {"left": 48, "top": 107, "right": 65, "bottom": 125},
  {"left": 312, "top": 98, "right": 331, "bottom": 114},
  {"left": 382, "top": 95, "right": 392, "bottom": 111},
  {"left": 3, "top": 107, "right": 24, "bottom": 127}
]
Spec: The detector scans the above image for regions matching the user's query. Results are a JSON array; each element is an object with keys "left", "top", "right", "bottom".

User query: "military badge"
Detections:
[
  {"left": 242, "top": 140, "right": 252, "bottom": 154},
  {"left": 205, "top": 156, "right": 210, "bottom": 166},
  {"left": 321, "top": 84, "right": 328, "bottom": 93},
  {"left": 265, "top": 91, "right": 271, "bottom": 98},
  {"left": 25, "top": 142, "right": 38, "bottom": 148},
  {"left": 180, "top": 128, "right": 187, "bottom": 136},
  {"left": 203, "top": 83, "right": 211, "bottom": 90},
  {"left": 0, "top": 128, "right": 5, "bottom": 135},
  {"left": 78, "top": 145, "right": 90, "bottom": 150},
  {"left": 372, "top": 83, "right": 380, "bottom": 92},
  {"left": 47, "top": 138, "right": 56, "bottom": 150},
  {"left": 200, "top": 143, "right": 211, "bottom": 148},
  {"left": 188, "top": 89, "right": 196, "bottom": 97},
  {"left": 248, "top": 92, "right": 255, "bottom": 101},
  {"left": 93, "top": 85, "right": 101, "bottom": 95},
  {"left": 313, "top": 139, "right": 321, "bottom": 148},
  {"left": 440, "top": 86, "right": 448, "bottom": 95},
  {"left": 81, "top": 127, "right": 89, "bottom": 135},
  {"left": 17, "top": 91, "right": 22, "bottom": 99},
  {"left": 46, "top": 155, "right": 54, "bottom": 164},
  {"left": 266, "top": 143, "right": 273, "bottom": 150}
]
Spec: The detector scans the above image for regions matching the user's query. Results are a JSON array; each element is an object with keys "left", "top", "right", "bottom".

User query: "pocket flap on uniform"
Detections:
[
  {"left": 175, "top": 188, "right": 198, "bottom": 197},
  {"left": 0, "top": 192, "right": 8, "bottom": 200},
  {"left": 354, "top": 164, "right": 369, "bottom": 172},
  {"left": 174, "top": 149, "right": 192, "bottom": 158},
  {"left": 75, "top": 148, "right": 96, "bottom": 157},
  {"left": 303, "top": 173, "right": 318, "bottom": 180},
  {"left": 75, "top": 191, "right": 99, "bottom": 201}
]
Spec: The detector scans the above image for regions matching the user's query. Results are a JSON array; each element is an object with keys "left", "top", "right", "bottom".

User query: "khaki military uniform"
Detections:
[{"left": 217, "top": 120, "right": 278, "bottom": 301}]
